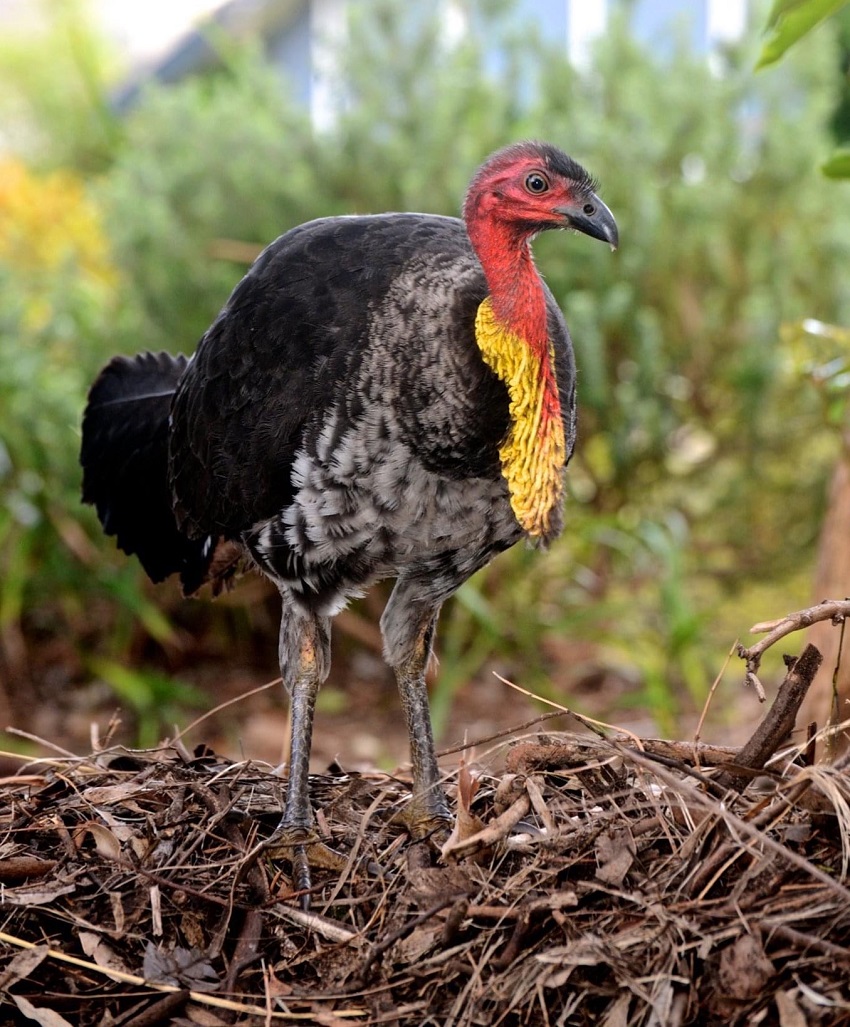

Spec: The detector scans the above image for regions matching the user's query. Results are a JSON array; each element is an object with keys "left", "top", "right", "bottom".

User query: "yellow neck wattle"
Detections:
[{"left": 474, "top": 297, "right": 566, "bottom": 540}]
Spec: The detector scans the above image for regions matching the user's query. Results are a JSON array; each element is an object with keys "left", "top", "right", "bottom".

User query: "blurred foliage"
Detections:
[
  {"left": 101, "top": 58, "right": 316, "bottom": 353},
  {"left": 0, "top": 160, "right": 113, "bottom": 669},
  {"left": 783, "top": 319, "right": 850, "bottom": 431},
  {"left": 0, "top": 157, "right": 179, "bottom": 737},
  {"left": 829, "top": 5, "right": 850, "bottom": 141},
  {"left": 757, "top": 0, "right": 849, "bottom": 68},
  {"left": 822, "top": 145, "right": 850, "bottom": 175},
  {"left": 89, "top": 659, "right": 207, "bottom": 749},
  {"left": 758, "top": 0, "right": 850, "bottom": 177},
  {"left": 0, "top": 0, "right": 121, "bottom": 172},
  {"left": 2, "top": 0, "right": 850, "bottom": 742}
]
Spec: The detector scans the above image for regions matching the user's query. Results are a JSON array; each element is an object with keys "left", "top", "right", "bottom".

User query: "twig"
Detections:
[
  {"left": 223, "top": 907, "right": 264, "bottom": 993},
  {"left": 494, "top": 674, "right": 642, "bottom": 745},
  {"left": 4, "top": 728, "right": 79, "bottom": 758},
  {"left": 356, "top": 895, "right": 460, "bottom": 984},
  {"left": 492, "top": 909, "right": 533, "bottom": 969},
  {"left": 623, "top": 738, "right": 741, "bottom": 768},
  {"left": 270, "top": 903, "right": 362, "bottom": 946},
  {"left": 715, "top": 644, "right": 822, "bottom": 793},
  {"left": 436, "top": 710, "right": 566, "bottom": 759},
  {"left": 0, "top": 930, "right": 364, "bottom": 1019},
  {"left": 633, "top": 748, "right": 730, "bottom": 800},
  {"left": 170, "top": 677, "right": 280, "bottom": 744},
  {"left": 505, "top": 736, "right": 746, "bottom": 776},
  {"left": 121, "top": 990, "right": 190, "bottom": 1027},
  {"left": 739, "top": 599, "right": 850, "bottom": 676},
  {"left": 623, "top": 751, "right": 850, "bottom": 907},
  {"left": 695, "top": 641, "right": 738, "bottom": 746},
  {"left": 768, "top": 922, "right": 850, "bottom": 962},
  {"left": 505, "top": 738, "right": 618, "bottom": 774},
  {"left": 441, "top": 791, "right": 531, "bottom": 861},
  {"left": 825, "top": 613, "right": 849, "bottom": 759}
]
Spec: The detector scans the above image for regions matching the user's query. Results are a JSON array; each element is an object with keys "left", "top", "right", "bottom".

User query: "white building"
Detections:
[{"left": 111, "top": 0, "right": 751, "bottom": 125}]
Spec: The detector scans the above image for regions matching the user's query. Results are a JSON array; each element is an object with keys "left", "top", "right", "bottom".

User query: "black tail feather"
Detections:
[{"left": 81, "top": 351, "right": 209, "bottom": 589}]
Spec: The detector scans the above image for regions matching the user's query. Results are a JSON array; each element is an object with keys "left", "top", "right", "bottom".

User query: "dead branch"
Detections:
[
  {"left": 738, "top": 598, "right": 850, "bottom": 677},
  {"left": 715, "top": 644, "right": 823, "bottom": 793}
]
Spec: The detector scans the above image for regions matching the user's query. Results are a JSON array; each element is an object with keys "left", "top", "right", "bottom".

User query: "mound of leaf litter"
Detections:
[{"left": 1, "top": 639, "right": 849, "bottom": 1027}]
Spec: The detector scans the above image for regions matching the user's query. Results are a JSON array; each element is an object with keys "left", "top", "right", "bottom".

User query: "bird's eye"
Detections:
[
  {"left": 524, "top": 172, "right": 549, "bottom": 194},
  {"left": 583, "top": 202, "right": 596, "bottom": 215}
]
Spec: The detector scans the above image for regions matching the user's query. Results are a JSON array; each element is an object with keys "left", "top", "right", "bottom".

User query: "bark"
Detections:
[{"left": 801, "top": 456, "right": 850, "bottom": 755}]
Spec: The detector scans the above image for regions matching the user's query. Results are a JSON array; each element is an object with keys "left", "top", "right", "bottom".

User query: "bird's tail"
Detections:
[{"left": 80, "top": 351, "right": 215, "bottom": 593}]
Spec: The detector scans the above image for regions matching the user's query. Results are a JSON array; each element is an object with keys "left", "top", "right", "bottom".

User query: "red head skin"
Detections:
[{"left": 462, "top": 142, "right": 607, "bottom": 356}]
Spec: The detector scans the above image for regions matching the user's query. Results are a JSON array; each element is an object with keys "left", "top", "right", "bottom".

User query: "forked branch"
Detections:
[{"left": 737, "top": 598, "right": 850, "bottom": 690}]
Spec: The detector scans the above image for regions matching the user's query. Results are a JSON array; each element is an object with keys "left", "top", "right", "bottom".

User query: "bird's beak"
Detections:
[{"left": 556, "top": 193, "right": 619, "bottom": 251}]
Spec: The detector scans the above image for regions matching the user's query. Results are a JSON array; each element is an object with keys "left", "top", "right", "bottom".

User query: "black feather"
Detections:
[
  {"left": 81, "top": 351, "right": 209, "bottom": 587},
  {"left": 168, "top": 213, "right": 521, "bottom": 542}
]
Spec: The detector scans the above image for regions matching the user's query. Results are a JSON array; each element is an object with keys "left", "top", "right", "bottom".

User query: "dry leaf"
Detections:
[
  {"left": 775, "top": 989, "right": 808, "bottom": 1027},
  {"left": 0, "top": 944, "right": 48, "bottom": 990},
  {"left": 717, "top": 932, "right": 773, "bottom": 1001},
  {"left": 185, "top": 1003, "right": 226, "bottom": 1026},
  {"left": 150, "top": 884, "right": 163, "bottom": 937},
  {"left": 794, "top": 978, "right": 850, "bottom": 1010},
  {"left": 11, "top": 995, "right": 74, "bottom": 1027},
  {"left": 2, "top": 880, "right": 77, "bottom": 907},
  {"left": 539, "top": 935, "right": 607, "bottom": 971},
  {"left": 108, "top": 890, "right": 125, "bottom": 936},
  {"left": 93, "top": 808, "right": 146, "bottom": 853},
  {"left": 543, "top": 965, "right": 577, "bottom": 989},
  {"left": 395, "top": 923, "right": 442, "bottom": 965},
  {"left": 265, "top": 966, "right": 293, "bottom": 998},
  {"left": 529, "top": 890, "right": 578, "bottom": 913},
  {"left": 79, "top": 930, "right": 132, "bottom": 975},
  {"left": 180, "top": 911, "right": 207, "bottom": 949},
  {"left": 0, "top": 857, "right": 57, "bottom": 882},
  {"left": 595, "top": 828, "right": 636, "bottom": 886},
  {"left": 142, "top": 942, "right": 219, "bottom": 991},
  {"left": 81, "top": 782, "right": 149, "bottom": 805},
  {"left": 408, "top": 866, "right": 473, "bottom": 907},
  {"left": 73, "top": 821, "right": 122, "bottom": 861},
  {"left": 525, "top": 775, "right": 555, "bottom": 834},
  {"left": 441, "top": 757, "right": 489, "bottom": 863},
  {"left": 600, "top": 991, "right": 631, "bottom": 1027}
]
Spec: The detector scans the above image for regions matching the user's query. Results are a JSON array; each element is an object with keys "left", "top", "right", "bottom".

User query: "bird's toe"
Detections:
[
  {"left": 265, "top": 824, "right": 348, "bottom": 869},
  {"left": 396, "top": 796, "right": 454, "bottom": 848},
  {"left": 264, "top": 825, "right": 348, "bottom": 908}
]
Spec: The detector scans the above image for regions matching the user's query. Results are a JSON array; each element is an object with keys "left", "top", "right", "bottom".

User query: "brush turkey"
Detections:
[{"left": 81, "top": 141, "right": 617, "bottom": 897}]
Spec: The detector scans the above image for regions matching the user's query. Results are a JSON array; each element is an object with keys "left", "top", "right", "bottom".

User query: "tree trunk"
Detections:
[{"left": 801, "top": 455, "right": 850, "bottom": 755}]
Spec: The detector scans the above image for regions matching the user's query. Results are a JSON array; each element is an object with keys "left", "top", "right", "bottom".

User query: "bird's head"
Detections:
[{"left": 463, "top": 141, "right": 618, "bottom": 250}]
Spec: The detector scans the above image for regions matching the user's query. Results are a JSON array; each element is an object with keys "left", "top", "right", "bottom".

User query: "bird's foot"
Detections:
[
  {"left": 395, "top": 797, "right": 453, "bottom": 869},
  {"left": 264, "top": 825, "right": 347, "bottom": 909}
]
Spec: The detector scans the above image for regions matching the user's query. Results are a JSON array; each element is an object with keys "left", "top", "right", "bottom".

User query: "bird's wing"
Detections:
[
  {"left": 545, "top": 287, "right": 578, "bottom": 464},
  {"left": 169, "top": 213, "right": 506, "bottom": 540}
]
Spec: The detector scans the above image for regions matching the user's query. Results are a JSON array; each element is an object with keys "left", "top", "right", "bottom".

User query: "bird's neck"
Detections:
[
  {"left": 469, "top": 224, "right": 549, "bottom": 348},
  {"left": 469, "top": 223, "right": 566, "bottom": 542}
]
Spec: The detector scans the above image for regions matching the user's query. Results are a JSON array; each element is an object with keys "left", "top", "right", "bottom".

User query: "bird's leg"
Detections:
[
  {"left": 382, "top": 578, "right": 452, "bottom": 842},
  {"left": 265, "top": 595, "right": 343, "bottom": 905}
]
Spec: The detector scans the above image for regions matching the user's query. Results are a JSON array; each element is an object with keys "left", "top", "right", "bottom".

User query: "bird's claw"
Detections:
[
  {"left": 264, "top": 824, "right": 348, "bottom": 869},
  {"left": 264, "top": 825, "right": 348, "bottom": 909},
  {"left": 395, "top": 798, "right": 454, "bottom": 848}
]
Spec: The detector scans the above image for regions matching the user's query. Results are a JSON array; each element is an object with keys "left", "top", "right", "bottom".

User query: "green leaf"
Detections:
[
  {"left": 90, "top": 658, "right": 155, "bottom": 711},
  {"left": 757, "top": 0, "right": 850, "bottom": 67},
  {"left": 822, "top": 147, "right": 850, "bottom": 178}
]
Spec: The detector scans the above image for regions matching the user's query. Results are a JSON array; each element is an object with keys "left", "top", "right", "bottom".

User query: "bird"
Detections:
[{"left": 80, "top": 141, "right": 617, "bottom": 898}]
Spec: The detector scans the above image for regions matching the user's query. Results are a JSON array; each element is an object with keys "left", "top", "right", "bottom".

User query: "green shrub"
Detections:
[{"left": 3, "top": 1, "right": 850, "bottom": 737}]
